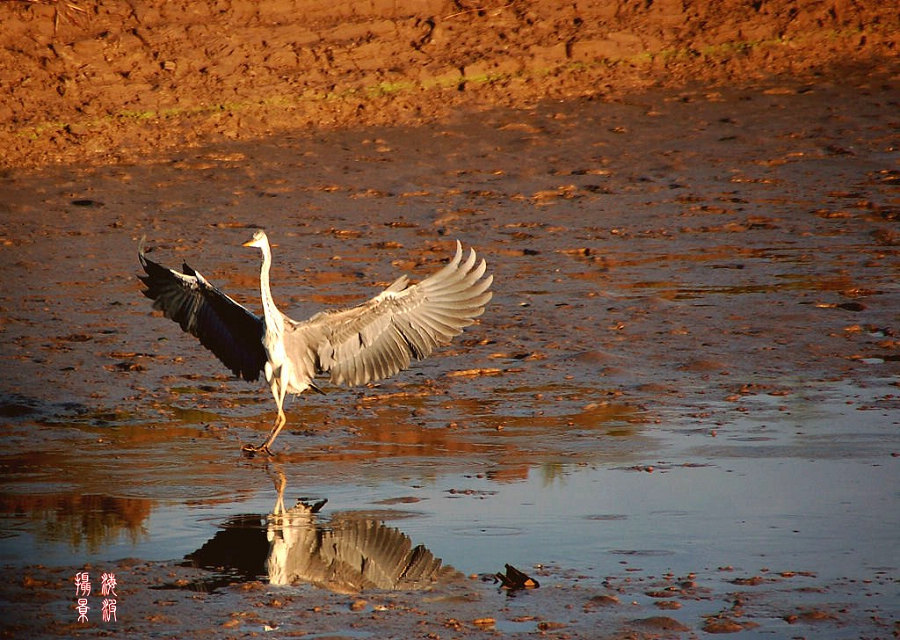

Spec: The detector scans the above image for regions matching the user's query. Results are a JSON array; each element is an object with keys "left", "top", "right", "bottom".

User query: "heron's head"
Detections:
[{"left": 242, "top": 229, "right": 268, "bottom": 249}]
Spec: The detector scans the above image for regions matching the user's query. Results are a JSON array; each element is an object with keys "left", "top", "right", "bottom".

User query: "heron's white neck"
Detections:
[{"left": 258, "top": 239, "right": 284, "bottom": 335}]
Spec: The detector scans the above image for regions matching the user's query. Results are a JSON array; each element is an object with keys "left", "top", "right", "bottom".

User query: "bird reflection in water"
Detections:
[{"left": 182, "top": 474, "right": 461, "bottom": 594}]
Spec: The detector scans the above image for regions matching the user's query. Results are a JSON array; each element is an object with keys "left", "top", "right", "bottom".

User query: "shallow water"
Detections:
[
  {"left": 2, "top": 379, "right": 895, "bottom": 579},
  {"left": 15, "top": 456, "right": 896, "bottom": 579},
  {"left": 1, "top": 73, "right": 898, "bottom": 637}
]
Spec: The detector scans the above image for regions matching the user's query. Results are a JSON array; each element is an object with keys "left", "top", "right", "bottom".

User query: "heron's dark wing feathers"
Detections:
[
  {"left": 138, "top": 243, "right": 267, "bottom": 382},
  {"left": 292, "top": 241, "right": 492, "bottom": 387}
]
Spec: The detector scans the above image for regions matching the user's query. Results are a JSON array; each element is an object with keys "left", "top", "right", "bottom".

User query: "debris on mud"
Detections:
[{"left": 495, "top": 564, "right": 540, "bottom": 591}]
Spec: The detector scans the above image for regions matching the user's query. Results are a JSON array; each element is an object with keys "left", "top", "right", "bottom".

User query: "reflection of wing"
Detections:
[
  {"left": 267, "top": 504, "right": 461, "bottom": 593},
  {"left": 322, "top": 516, "right": 456, "bottom": 591},
  {"left": 184, "top": 515, "right": 270, "bottom": 590}
]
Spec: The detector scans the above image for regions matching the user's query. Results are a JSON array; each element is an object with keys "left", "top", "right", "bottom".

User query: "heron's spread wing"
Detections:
[
  {"left": 294, "top": 241, "right": 492, "bottom": 387},
  {"left": 138, "top": 241, "right": 267, "bottom": 382}
]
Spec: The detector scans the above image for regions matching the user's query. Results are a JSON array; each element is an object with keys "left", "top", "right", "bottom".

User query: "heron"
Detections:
[{"left": 138, "top": 230, "right": 493, "bottom": 454}]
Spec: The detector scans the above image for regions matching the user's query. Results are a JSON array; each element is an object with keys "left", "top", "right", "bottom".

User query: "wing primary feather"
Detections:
[
  {"left": 282, "top": 240, "right": 492, "bottom": 388},
  {"left": 138, "top": 240, "right": 267, "bottom": 382}
]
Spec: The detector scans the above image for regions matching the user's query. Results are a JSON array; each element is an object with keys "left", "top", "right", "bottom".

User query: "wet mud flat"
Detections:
[{"left": 1, "top": 68, "right": 899, "bottom": 637}]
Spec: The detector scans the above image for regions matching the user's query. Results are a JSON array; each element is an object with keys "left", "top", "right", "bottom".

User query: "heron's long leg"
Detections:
[
  {"left": 243, "top": 377, "right": 288, "bottom": 455},
  {"left": 259, "top": 408, "right": 287, "bottom": 452},
  {"left": 258, "top": 376, "right": 289, "bottom": 452}
]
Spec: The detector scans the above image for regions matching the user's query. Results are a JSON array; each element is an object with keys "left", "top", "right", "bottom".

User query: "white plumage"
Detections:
[{"left": 139, "top": 230, "right": 493, "bottom": 454}]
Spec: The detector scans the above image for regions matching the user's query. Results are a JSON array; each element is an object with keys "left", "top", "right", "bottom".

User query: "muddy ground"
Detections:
[
  {"left": 1, "top": 0, "right": 898, "bottom": 169},
  {"left": 1, "top": 1, "right": 899, "bottom": 639}
]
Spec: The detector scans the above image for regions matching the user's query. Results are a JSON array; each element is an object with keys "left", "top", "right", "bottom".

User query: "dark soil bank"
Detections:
[{"left": 1, "top": 0, "right": 897, "bottom": 168}]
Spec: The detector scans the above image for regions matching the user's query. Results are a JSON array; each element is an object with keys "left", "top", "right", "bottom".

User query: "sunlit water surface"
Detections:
[{"left": 2, "top": 378, "right": 896, "bottom": 584}]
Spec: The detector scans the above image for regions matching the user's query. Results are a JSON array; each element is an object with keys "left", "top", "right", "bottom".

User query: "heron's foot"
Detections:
[{"left": 241, "top": 442, "right": 274, "bottom": 457}]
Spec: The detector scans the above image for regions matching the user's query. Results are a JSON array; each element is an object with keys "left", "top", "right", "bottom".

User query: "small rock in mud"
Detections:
[
  {"left": 350, "top": 598, "right": 367, "bottom": 611},
  {"left": 585, "top": 594, "right": 620, "bottom": 609},
  {"left": 731, "top": 575, "right": 765, "bottom": 586},
  {"left": 630, "top": 616, "right": 690, "bottom": 632},
  {"left": 536, "top": 621, "right": 566, "bottom": 631},
  {"left": 473, "top": 617, "right": 495, "bottom": 629},
  {"left": 703, "top": 616, "right": 758, "bottom": 633},
  {"left": 784, "top": 608, "right": 838, "bottom": 624}
]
